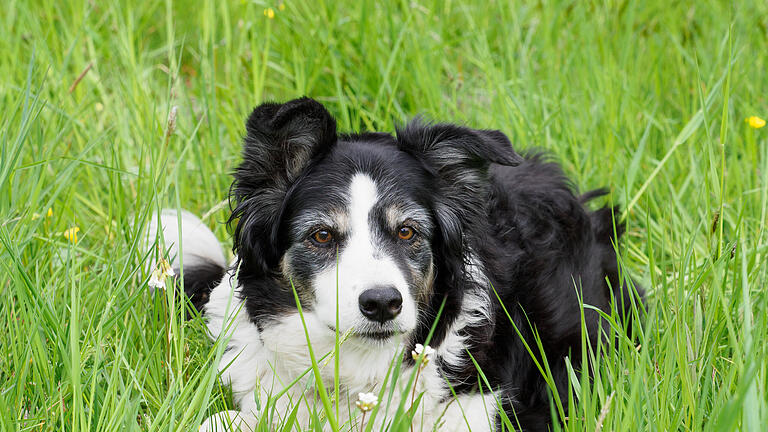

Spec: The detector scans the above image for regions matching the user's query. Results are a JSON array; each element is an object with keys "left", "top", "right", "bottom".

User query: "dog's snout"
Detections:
[{"left": 358, "top": 287, "right": 403, "bottom": 324}]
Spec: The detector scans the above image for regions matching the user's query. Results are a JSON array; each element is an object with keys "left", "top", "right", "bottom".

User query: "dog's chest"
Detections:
[{"left": 204, "top": 270, "right": 496, "bottom": 431}]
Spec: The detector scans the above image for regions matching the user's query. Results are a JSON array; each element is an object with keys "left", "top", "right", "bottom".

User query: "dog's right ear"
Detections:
[{"left": 229, "top": 97, "right": 337, "bottom": 274}]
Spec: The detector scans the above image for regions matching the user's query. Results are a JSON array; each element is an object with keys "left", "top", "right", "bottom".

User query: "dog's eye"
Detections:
[
  {"left": 310, "top": 229, "right": 334, "bottom": 245},
  {"left": 397, "top": 226, "right": 416, "bottom": 241}
]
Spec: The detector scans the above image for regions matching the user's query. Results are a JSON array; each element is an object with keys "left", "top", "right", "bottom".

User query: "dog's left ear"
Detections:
[
  {"left": 396, "top": 119, "right": 521, "bottom": 190},
  {"left": 396, "top": 120, "right": 521, "bottom": 223}
]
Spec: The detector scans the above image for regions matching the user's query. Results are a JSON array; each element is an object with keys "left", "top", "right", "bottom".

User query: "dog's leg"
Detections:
[
  {"left": 431, "top": 393, "right": 496, "bottom": 432},
  {"left": 199, "top": 410, "right": 257, "bottom": 432}
]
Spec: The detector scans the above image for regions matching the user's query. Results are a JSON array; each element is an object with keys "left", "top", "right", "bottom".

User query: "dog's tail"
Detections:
[{"left": 144, "top": 209, "right": 227, "bottom": 312}]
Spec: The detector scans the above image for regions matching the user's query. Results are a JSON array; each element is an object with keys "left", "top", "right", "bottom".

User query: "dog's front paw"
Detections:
[{"left": 199, "top": 410, "right": 257, "bottom": 432}]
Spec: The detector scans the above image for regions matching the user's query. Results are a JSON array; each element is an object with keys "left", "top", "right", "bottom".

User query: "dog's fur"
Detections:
[{"left": 148, "top": 97, "right": 642, "bottom": 431}]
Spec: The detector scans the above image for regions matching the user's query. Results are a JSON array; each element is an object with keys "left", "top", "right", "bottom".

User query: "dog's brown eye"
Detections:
[
  {"left": 398, "top": 226, "right": 415, "bottom": 241},
  {"left": 311, "top": 229, "right": 333, "bottom": 245}
]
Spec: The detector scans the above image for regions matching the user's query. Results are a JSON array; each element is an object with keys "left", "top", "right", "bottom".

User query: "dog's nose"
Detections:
[{"left": 358, "top": 287, "right": 403, "bottom": 324}]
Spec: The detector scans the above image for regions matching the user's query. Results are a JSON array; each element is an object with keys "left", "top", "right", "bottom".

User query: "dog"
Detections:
[{"left": 146, "top": 97, "right": 642, "bottom": 431}]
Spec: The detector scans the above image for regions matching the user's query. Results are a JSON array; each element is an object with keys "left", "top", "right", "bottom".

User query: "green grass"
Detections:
[{"left": 2, "top": 0, "right": 768, "bottom": 430}]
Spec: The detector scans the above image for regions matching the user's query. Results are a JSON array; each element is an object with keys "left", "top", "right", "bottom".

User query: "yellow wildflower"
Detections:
[
  {"left": 278, "top": 3, "right": 285, "bottom": 10},
  {"left": 31, "top": 208, "right": 53, "bottom": 220},
  {"left": 64, "top": 227, "right": 80, "bottom": 243},
  {"left": 747, "top": 116, "right": 766, "bottom": 129},
  {"left": 263, "top": 7, "right": 275, "bottom": 19}
]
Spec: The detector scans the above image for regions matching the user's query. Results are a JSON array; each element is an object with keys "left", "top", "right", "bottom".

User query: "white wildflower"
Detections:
[
  {"left": 355, "top": 392, "right": 378, "bottom": 412},
  {"left": 148, "top": 258, "right": 175, "bottom": 291},
  {"left": 411, "top": 343, "right": 435, "bottom": 367}
]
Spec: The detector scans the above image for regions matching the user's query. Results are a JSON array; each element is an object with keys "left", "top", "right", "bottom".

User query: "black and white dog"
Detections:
[{"left": 148, "top": 97, "right": 641, "bottom": 431}]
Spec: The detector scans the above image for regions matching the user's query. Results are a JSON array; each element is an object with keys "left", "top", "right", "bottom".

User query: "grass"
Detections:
[{"left": 2, "top": 0, "right": 768, "bottom": 430}]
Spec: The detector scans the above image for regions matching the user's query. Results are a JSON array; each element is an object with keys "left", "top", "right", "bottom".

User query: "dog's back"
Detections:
[{"left": 475, "top": 155, "right": 643, "bottom": 426}]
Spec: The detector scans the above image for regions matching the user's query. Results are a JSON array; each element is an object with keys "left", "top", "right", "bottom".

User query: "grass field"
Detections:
[{"left": 2, "top": 0, "right": 768, "bottom": 430}]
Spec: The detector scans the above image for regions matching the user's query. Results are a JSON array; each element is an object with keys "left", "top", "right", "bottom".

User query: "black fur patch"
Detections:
[{"left": 174, "top": 259, "right": 225, "bottom": 315}]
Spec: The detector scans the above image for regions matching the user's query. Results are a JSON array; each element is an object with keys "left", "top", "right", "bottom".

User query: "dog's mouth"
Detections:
[
  {"left": 326, "top": 325, "right": 403, "bottom": 341},
  {"left": 358, "top": 329, "right": 399, "bottom": 340}
]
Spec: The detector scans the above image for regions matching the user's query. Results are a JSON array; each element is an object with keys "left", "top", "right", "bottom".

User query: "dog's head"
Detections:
[{"left": 229, "top": 97, "right": 521, "bottom": 343}]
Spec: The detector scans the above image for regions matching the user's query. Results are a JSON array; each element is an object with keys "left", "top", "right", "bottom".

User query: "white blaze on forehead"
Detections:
[
  {"left": 310, "top": 173, "right": 418, "bottom": 334},
  {"left": 343, "top": 174, "right": 403, "bottom": 290},
  {"left": 348, "top": 173, "right": 379, "bottom": 253}
]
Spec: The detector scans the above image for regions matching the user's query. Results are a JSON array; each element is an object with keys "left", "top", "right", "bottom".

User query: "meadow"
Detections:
[{"left": 2, "top": 0, "right": 767, "bottom": 430}]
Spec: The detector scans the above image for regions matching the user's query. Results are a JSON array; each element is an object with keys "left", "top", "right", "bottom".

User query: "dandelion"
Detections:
[
  {"left": 355, "top": 392, "right": 378, "bottom": 412},
  {"left": 411, "top": 343, "right": 435, "bottom": 367},
  {"left": 63, "top": 227, "right": 80, "bottom": 243},
  {"left": 148, "top": 258, "right": 175, "bottom": 290},
  {"left": 263, "top": 7, "right": 275, "bottom": 19},
  {"left": 747, "top": 116, "right": 766, "bottom": 129},
  {"left": 278, "top": 2, "right": 286, "bottom": 10}
]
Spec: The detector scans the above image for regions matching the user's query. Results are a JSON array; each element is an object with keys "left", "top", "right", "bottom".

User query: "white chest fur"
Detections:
[{"left": 201, "top": 270, "right": 497, "bottom": 432}]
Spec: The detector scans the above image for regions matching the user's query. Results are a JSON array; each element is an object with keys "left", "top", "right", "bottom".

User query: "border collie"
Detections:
[{"left": 146, "top": 97, "right": 642, "bottom": 431}]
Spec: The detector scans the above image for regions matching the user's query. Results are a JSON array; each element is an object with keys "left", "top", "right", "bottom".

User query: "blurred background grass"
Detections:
[{"left": 1, "top": 0, "right": 767, "bottom": 430}]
